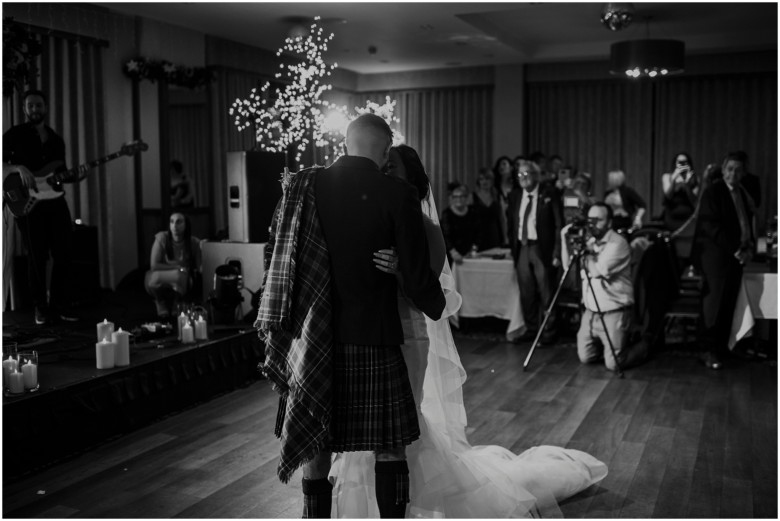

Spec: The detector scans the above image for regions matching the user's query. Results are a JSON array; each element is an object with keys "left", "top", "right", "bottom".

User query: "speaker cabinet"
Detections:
[
  {"left": 201, "top": 241, "right": 266, "bottom": 319},
  {"left": 226, "top": 151, "right": 285, "bottom": 243}
]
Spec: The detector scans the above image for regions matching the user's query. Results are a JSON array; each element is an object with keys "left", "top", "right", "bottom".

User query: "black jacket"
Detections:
[{"left": 315, "top": 155, "right": 444, "bottom": 345}]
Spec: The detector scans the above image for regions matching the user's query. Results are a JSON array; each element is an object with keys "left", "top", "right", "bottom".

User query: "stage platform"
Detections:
[{"left": 2, "top": 288, "right": 264, "bottom": 482}]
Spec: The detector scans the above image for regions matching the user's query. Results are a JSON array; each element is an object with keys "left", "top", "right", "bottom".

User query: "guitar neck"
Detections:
[{"left": 55, "top": 151, "right": 125, "bottom": 183}]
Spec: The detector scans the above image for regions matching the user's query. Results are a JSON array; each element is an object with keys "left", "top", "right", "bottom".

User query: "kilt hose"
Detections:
[{"left": 328, "top": 343, "right": 420, "bottom": 452}]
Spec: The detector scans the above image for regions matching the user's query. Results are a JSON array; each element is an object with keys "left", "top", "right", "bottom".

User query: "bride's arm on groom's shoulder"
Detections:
[{"left": 423, "top": 215, "right": 446, "bottom": 275}]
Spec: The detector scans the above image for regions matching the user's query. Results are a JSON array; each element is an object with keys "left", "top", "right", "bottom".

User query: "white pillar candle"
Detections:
[
  {"left": 22, "top": 360, "right": 38, "bottom": 389},
  {"left": 194, "top": 315, "right": 208, "bottom": 341},
  {"left": 97, "top": 319, "right": 115, "bottom": 342},
  {"left": 181, "top": 321, "right": 195, "bottom": 344},
  {"left": 8, "top": 370, "right": 24, "bottom": 394},
  {"left": 3, "top": 356, "right": 18, "bottom": 382},
  {"left": 96, "top": 338, "right": 116, "bottom": 369},
  {"left": 112, "top": 328, "right": 131, "bottom": 367},
  {"left": 177, "top": 312, "right": 187, "bottom": 340}
]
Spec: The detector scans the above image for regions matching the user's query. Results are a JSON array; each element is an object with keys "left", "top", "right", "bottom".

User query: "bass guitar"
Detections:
[{"left": 3, "top": 140, "right": 148, "bottom": 217}]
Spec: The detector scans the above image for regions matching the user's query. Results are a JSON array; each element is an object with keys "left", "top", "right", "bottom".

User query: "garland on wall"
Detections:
[
  {"left": 123, "top": 56, "right": 215, "bottom": 89},
  {"left": 3, "top": 17, "right": 42, "bottom": 97}
]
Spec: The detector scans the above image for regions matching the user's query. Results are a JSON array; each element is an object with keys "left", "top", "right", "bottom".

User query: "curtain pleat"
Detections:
[
  {"left": 350, "top": 87, "right": 493, "bottom": 212},
  {"left": 169, "top": 104, "right": 210, "bottom": 207}
]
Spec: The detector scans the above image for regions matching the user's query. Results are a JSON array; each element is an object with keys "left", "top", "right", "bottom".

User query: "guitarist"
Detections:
[{"left": 3, "top": 89, "right": 83, "bottom": 325}]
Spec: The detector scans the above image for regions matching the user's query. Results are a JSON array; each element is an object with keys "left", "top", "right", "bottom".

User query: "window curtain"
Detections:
[
  {"left": 3, "top": 31, "right": 109, "bottom": 289},
  {"left": 526, "top": 80, "right": 653, "bottom": 205},
  {"left": 169, "top": 103, "right": 210, "bottom": 207},
  {"left": 653, "top": 74, "right": 777, "bottom": 227},
  {"left": 350, "top": 87, "right": 493, "bottom": 213}
]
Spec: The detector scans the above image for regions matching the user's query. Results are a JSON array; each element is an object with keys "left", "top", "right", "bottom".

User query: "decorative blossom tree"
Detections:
[{"left": 230, "top": 17, "right": 403, "bottom": 167}]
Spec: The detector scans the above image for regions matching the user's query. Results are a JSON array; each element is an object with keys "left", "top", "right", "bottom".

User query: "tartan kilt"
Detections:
[{"left": 328, "top": 343, "right": 420, "bottom": 452}]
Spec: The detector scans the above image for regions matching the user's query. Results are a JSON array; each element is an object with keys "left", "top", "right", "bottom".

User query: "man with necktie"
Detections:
[
  {"left": 692, "top": 152, "right": 755, "bottom": 369},
  {"left": 507, "top": 163, "right": 563, "bottom": 343}
]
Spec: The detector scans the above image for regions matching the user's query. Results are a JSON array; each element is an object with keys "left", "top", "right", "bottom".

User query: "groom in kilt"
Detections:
[{"left": 256, "top": 113, "right": 445, "bottom": 518}]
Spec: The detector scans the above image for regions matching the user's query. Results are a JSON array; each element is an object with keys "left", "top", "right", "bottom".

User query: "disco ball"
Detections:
[{"left": 601, "top": 3, "right": 635, "bottom": 31}]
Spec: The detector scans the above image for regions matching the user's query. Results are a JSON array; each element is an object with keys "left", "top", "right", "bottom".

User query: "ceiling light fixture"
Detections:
[
  {"left": 609, "top": 17, "right": 684, "bottom": 78},
  {"left": 600, "top": 3, "right": 634, "bottom": 31}
]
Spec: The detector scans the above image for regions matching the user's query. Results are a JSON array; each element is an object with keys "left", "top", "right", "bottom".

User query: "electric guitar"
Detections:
[{"left": 3, "top": 140, "right": 148, "bottom": 217}]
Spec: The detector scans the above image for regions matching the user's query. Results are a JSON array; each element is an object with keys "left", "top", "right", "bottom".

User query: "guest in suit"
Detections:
[
  {"left": 604, "top": 169, "right": 646, "bottom": 233},
  {"left": 257, "top": 113, "right": 445, "bottom": 518},
  {"left": 734, "top": 150, "right": 761, "bottom": 209},
  {"left": 692, "top": 152, "right": 755, "bottom": 370},
  {"left": 508, "top": 162, "right": 563, "bottom": 342}
]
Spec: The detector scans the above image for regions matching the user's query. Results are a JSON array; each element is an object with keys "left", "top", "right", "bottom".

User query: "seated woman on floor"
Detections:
[{"left": 144, "top": 212, "right": 202, "bottom": 318}]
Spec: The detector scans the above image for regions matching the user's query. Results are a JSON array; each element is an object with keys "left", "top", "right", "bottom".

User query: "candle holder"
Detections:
[
  {"left": 18, "top": 351, "right": 39, "bottom": 392},
  {"left": 3, "top": 342, "right": 19, "bottom": 396}
]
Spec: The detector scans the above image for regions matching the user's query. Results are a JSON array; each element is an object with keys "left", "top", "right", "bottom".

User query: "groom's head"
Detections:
[{"left": 345, "top": 114, "right": 393, "bottom": 169}]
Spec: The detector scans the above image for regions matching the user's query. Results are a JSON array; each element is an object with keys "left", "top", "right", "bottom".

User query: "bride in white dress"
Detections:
[{"left": 328, "top": 145, "right": 607, "bottom": 518}]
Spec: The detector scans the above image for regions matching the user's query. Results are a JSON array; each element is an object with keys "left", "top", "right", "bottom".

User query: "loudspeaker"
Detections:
[
  {"left": 226, "top": 151, "right": 285, "bottom": 243},
  {"left": 201, "top": 241, "right": 266, "bottom": 319}
]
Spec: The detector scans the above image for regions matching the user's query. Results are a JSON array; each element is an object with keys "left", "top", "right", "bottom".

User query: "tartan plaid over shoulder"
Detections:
[{"left": 254, "top": 166, "right": 333, "bottom": 483}]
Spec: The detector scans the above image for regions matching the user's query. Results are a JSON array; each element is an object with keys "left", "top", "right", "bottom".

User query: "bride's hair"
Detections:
[{"left": 392, "top": 145, "right": 430, "bottom": 202}]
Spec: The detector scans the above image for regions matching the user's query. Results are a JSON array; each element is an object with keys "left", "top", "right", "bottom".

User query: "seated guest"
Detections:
[
  {"left": 472, "top": 167, "right": 503, "bottom": 251},
  {"left": 577, "top": 202, "right": 647, "bottom": 371},
  {"left": 604, "top": 169, "right": 646, "bottom": 233},
  {"left": 144, "top": 212, "right": 202, "bottom": 318},
  {"left": 662, "top": 152, "right": 699, "bottom": 261},
  {"left": 493, "top": 155, "right": 517, "bottom": 247},
  {"left": 441, "top": 182, "right": 480, "bottom": 264}
]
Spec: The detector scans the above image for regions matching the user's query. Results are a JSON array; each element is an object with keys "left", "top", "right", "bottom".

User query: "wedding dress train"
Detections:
[{"left": 329, "top": 264, "right": 607, "bottom": 518}]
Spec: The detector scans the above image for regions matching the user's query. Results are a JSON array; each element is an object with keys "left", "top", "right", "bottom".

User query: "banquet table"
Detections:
[
  {"left": 449, "top": 250, "right": 526, "bottom": 340},
  {"left": 728, "top": 263, "right": 778, "bottom": 350}
]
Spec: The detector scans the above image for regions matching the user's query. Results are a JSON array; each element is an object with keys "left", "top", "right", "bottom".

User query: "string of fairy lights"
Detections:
[{"left": 229, "top": 16, "right": 403, "bottom": 167}]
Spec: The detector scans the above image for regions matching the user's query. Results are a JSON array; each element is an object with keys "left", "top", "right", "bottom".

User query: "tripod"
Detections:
[{"left": 523, "top": 247, "right": 624, "bottom": 377}]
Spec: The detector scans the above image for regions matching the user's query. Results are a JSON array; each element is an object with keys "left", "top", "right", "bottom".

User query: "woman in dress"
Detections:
[
  {"left": 661, "top": 152, "right": 699, "bottom": 261},
  {"left": 493, "top": 155, "right": 517, "bottom": 247},
  {"left": 471, "top": 167, "right": 503, "bottom": 251},
  {"left": 328, "top": 145, "right": 607, "bottom": 518}
]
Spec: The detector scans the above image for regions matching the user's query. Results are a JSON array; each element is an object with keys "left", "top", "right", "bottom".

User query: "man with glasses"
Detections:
[{"left": 507, "top": 164, "right": 563, "bottom": 343}]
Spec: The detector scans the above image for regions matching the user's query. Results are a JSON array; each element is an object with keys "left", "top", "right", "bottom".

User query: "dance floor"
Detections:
[{"left": 2, "top": 313, "right": 777, "bottom": 518}]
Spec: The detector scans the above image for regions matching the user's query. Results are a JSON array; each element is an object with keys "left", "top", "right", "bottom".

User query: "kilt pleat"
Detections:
[{"left": 329, "top": 343, "right": 420, "bottom": 452}]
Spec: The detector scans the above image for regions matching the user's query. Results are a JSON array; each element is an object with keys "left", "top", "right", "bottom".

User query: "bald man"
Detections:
[{"left": 296, "top": 114, "right": 444, "bottom": 518}]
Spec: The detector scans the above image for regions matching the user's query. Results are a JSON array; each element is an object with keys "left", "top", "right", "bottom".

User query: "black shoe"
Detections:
[
  {"left": 34, "top": 307, "right": 48, "bottom": 326},
  {"left": 57, "top": 306, "right": 80, "bottom": 322}
]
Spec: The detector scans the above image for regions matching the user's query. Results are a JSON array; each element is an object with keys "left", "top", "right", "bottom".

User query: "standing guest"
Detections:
[
  {"left": 548, "top": 154, "right": 564, "bottom": 180},
  {"left": 3, "top": 89, "right": 84, "bottom": 325},
  {"left": 471, "top": 167, "right": 503, "bottom": 251},
  {"left": 604, "top": 169, "right": 646, "bottom": 233},
  {"left": 577, "top": 203, "right": 647, "bottom": 371},
  {"left": 529, "top": 151, "right": 548, "bottom": 177},
  {"left": 692, "top": 152, "right": 755, "bottom": 370},
  {"left": 256, "top": 113, "right": 445, "bottom": 518},
  {"left": 508, "top": 162, "right": 563, "bottom": 342},
  {"left": 144, "top": 212, "right": 202, "bottom": 318},
  {"left": 662, "top": 152, "right": 699, "bottom": 261},
  {"left": 441, "top": 182, "right": 481, "bottom": 264},
  {"left": 734, "top": 150, "right": 760, "bottom": 208},
  {"left": 493, "top": 155, "right": 516, "bottom": 247}
]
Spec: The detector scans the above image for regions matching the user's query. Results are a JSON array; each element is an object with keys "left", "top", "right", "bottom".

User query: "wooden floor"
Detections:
[{"left": 3, "top": 329, "right": 777, "bottom": 518}]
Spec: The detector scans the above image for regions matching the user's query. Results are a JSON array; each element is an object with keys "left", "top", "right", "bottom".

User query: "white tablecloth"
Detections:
[
  {"left": 450, "top": 256, "right": 526, "bottom": 340},
  {"left": 728, "top": 270, "right": 778, "bottom": 349}
]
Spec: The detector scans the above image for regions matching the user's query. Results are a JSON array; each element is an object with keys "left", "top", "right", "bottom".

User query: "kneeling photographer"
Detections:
[{"left": 576, "top": 202, "right": 647, "bottom": 372}]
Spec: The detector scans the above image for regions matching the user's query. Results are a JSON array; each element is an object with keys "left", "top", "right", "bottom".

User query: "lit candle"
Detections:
[
  {"left": 96, "top": 319, "right": 114, "bottom": 342},
  {"left": 194, "top": 315, "right": 208, "bottom": 341},
  {"left": 3, "top": 355, "right": 18, "bottom": 382},
  {"left": 112, "top": 328, "right": 131, "bottom": 367},
  {"left": 181, "top": 321, "right": 195, "bottom": 344},
  {"left": 22, "top": 360, "right": 37, "bottom": 389},
  {"left": 95, "top": 338, "right": 115, "bottom": 369},
  {"left": 177, "top": 312, "right": 187, "bottom": 341},
  {"left": 8, "top": 370, "right": 24, "bottom": 394}
]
